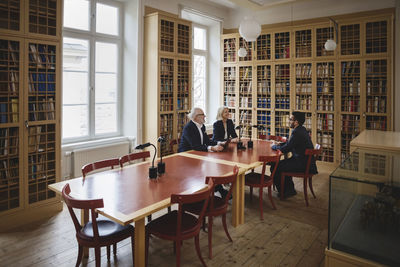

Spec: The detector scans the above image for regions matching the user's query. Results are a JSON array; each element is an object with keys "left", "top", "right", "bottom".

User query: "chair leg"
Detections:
[
  {"left": 94, "top": 247, "right": 101, "bottom": 267},
  {"left": 168, "top": 206, "right": 172, "bottom": 213},
  {"left": 303, "top": 178, "right": 309, "bottom": 206},
  {"left": 113, "top": 243, "right": 117, "bottom": 256},
  {"left": 208, "top": 216, "right": 213, "bottom": 259},
  {"left": 131, "top": 235, "right": 135, "bottom": 266},
  {"left": 107, "top": 245, "right": 110, "bottom": 260},
  {"left": 175, "top": 240, "right": 181, "bottom": 267},
  {"left": 259, "top": 187, "right": 264, "bottom": 220},
  {"left": 222, "top": 213, "right": 232, "bottom": 242},
  {"left": 202, "top": 217, "right": 206, "bottom": 232},
  {"left": 267, "top": 185, "right": 276, "bottom": 210},
  {"left": 280, "top": 174, "right": 285, "bottom": 201},
  {"left": 76, "top": 245, "right": 83, "bottom": 267},
  {"left": 249, "top": 186, "right": 253, "bottom": 200},
  {"left": 145, "top": 233, "right": 150, "bottom": 266},
  {"left": 309, "top": 177, "right": 316, "bottom": 198},
  {"left": 195, "top": 235, "right": 207, "bottom": 267}
]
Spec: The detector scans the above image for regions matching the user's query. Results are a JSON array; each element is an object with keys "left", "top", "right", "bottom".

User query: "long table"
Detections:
[
  {"left": 181, "top": 139, "right": 279, "bottom": 226},
  {"left": 350, "top": 129, "right": 400, "bottom": 153}
]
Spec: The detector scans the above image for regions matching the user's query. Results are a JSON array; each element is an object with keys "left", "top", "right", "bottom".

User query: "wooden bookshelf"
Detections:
[
  {"left": 144, "top": 10, "right": 191, "bottom": 156},
  {"left": 221, "top": 9, "right": 393, "bottom": 165},
  {"left": 0, "top": 0, "right": 61, "bottom": 229}
]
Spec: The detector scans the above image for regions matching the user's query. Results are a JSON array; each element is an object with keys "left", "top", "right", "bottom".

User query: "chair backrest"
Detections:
[
  {"left": 82, "top": 158, "right": 120, "bottom": 178},
  {"left": 269, "top": 135, "right": 287, "bottom": 143},
  {"left": 62, "top": 183, "right": 103, "bottom": 238},
  {"left": 304, "top": 144, "right": 322, "bottom": 175},
  {"left": 259, "top": 153, "right": 282, "bottom": 184},
  {"left": 169, "top": 139, "right": 179, "bottom": 153},
  {"left": 171, "top": 179, "right": 214, "bottom": 238},
  {"left": 205, "top": 166, "right": 239, "bottom": 209},
  {"left": 258, "top": 134, "right": 267, "bottom": 140},
  {"left": 119, "top": 151, "right": 150, "bottom": 167}
]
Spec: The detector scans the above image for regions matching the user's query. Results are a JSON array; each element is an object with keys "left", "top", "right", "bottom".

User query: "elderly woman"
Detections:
[{"left": 212, "top": 106, "right": 239, "bottom": 143}]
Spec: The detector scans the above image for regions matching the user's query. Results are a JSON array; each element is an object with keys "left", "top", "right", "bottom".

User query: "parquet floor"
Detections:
[{"left": 0, "top": 163, "right": 334, "bottom": 267}]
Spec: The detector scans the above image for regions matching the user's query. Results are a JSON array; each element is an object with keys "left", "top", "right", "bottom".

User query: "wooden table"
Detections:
[
  {"left": 350, "top": 130, "right": 400, "bottom": 153},
  {"left": 181, "top": 139, "right": 280, "bottom": 226},
  {"left": 49, "top": 154, "right": 235, "bottom": 267}
]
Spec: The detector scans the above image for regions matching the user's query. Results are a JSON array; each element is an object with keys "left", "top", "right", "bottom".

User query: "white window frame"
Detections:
[
  {"left": 62, "top": 0, "right": 123, "bottom": 143},
  {"left": 192, "top": 23, "right": 209, "bottom": 115}
]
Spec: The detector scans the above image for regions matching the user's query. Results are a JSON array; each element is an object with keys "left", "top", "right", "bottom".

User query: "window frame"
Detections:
[
  {"left": 191, "top": 23, "right": 209, "bottom": 115},
  {"left": 62, "top": 0, "right": 123, "bottom": 143}
]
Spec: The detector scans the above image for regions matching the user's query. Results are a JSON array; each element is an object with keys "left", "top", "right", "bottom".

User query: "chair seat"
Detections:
[
  {"left": 146, "top": 210, "right": 198, "bottom": 238},
  {"left": 184, "top": 196, "right": 226, "bottom": 215},
  {"left": 245, "top": 172, "right": 273, "bottom": 187},
  {"left": 79, "top": 219, "right": 134, "bottom": 242}
]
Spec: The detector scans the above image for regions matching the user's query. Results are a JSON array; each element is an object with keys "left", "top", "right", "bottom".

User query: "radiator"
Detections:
[{"left": 70, "top": 141, "right": 130, "bottom": 178}]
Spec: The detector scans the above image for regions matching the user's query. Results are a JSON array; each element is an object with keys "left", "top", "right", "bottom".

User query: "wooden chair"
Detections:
[
  {"left": 280, "top": 145, "right": 322, "bottom": 206},
  {"left": 184, "top": 166, "right": 239, "bottom": 259},
  {"left": 62, "top": 184, "right": 134, "bottom": 267},
  {"left": 81, "top": 158, "right": 120, "bottom": 178},
  {"left": 145, "top": 180, "right": 214, "bottom": 267},
  {"left": 244, "top": 154, "right": 281, "bottom": 220},
  {"left": 258, "top": 133, "right": 268, "bottom": 140},
  {"left": 119, "top": 151, "right": 150, "bottom": 167}
]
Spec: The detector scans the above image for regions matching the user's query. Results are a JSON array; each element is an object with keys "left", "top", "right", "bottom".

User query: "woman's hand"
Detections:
[{"left": 231, "top": 138, "right": 239, "bottom": 143}]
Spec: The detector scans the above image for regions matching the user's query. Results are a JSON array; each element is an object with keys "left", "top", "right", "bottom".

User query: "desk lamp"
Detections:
[
  {"left": 235, "top": 125, "right": 246, "bottom": 150},
  {"left": 135, "top": 142, "right": 158, "bottom": 179},
  {"left": 157, "top": 136, "right": 166, "bottom": 174}
]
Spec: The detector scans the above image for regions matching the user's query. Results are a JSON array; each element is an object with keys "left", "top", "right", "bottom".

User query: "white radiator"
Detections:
[{"left": 70, "top": 141, "right": 130, "bottom": 178}]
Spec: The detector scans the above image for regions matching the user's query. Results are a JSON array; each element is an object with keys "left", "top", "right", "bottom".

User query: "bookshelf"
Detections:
[
  {"left": 221, "top": 9, "right": 393, "bottom": 165},
  {"left": 0, "top": 0, "right": 61, "bottom": 229},
  {"left": 144, "top": 10, "right": 191, "bottom": 156}
]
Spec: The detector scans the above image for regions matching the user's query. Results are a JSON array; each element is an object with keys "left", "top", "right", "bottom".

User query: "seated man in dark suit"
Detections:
[
  {"left": 178, "top": 107, "right": 225, "bottom": 153},
  {"left": 271, "top": 112, "right": 317, "bottom": 198},
  {"left": 212, "top": 106, "right": 239, "bottom": 143}
]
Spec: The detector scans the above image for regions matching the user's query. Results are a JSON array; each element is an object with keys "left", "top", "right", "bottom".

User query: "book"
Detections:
[
  {"left": 0, "top": 103, "right": 7, "bottom": 123},
  {"left": 11, "top": 98, "right": 18, "bottom": 122}
]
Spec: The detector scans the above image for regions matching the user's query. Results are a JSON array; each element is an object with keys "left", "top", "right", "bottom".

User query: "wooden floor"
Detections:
[{"left": 0, "top": 163, "right": 334, "bottom": 267}]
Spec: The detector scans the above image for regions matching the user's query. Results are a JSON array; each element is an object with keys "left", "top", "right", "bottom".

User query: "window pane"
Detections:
[
  {"left": 95, "top": 103, "right": 117, "bottom": 134},
  {"left": 193, "top": 55, "right": 206, "bottom": 112},
  {"left": 64, "top": 0, "right": 89, "bottom": 31},
  {"left": 95, "top": 73, "right": 116, "bottom": 103},
  {"left": 63, "top": 105, "right": 88, "bottom": 138},
  {"left": 194, "top": 27, "right": 206, "bottom": 50},
  {"left": 96, "top": 3, "right": 119, "bottom": 35},
  {"left": 63, "top": 37, "right": 89, "bottom": 139},
  {"left": 96, "top": 42, "right": 117, "bottom": 73}
]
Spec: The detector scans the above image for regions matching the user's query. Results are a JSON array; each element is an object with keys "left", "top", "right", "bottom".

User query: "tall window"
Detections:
[
  {"left": 192, "top": 25, "right": 207, "bottom": 112},
  {"left": 62, "top": 0, "right": 122, "bottom": 142}
]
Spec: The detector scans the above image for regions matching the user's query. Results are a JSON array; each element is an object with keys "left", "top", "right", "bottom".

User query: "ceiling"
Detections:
[{"left": 201, "top": 0, "right": 302, "bottom": 10}]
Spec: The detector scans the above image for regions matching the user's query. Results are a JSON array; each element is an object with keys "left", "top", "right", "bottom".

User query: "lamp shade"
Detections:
[
  {"left": 239, "top": 17, "right": 261, "bottom": 42},
  {"left": 237, "top": 47, "right": 247, "bottom": 57},
  {"left": 324, "top": 39, "right": 337, "bottom": 51}
]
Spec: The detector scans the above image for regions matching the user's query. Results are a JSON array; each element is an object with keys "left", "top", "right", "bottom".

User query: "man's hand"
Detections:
[
  {"left": 231, "top": 138, "right": 239, "bottom": 143},
  {"left": 211, "top": 144, "right": 224, "bottom": 152}
]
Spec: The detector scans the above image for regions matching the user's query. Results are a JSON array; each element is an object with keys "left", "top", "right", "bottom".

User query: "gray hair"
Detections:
[
  {"left": 216, "top": 106, "right": 229, "bottom": 120},
  {"left": 188, "top": 107, "right": 203, "bottom": 120}
]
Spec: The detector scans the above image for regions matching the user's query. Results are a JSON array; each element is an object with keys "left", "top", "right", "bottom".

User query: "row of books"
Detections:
[
  {"left": 224, "top": 52, "right": 236, "bottom": 62},
  {"left": 341, "top": 98, "right": 360, "bottom": 112},
  {"left": 275, "top": 82, "right": 290, "bottom": 94},
  {"left": 275, "top": 114, "right": 290, "bottom": 128},
  {"left": 257, "top": 66, "right": 271, "bottom": 79},
  {"left": 318, "top": 150, "right": 334, "bottom": 162},
  {"left": 176, "top": 97, "right": 189, "bottom": 110},
  {"left": 341, "top": 61, "right": 360, "bottom": 75},
  {"left": 317, "top": 81, "right": 334, "bottom": 93},
  {"left": 160, "top": 78, "right": 173, "bottom": 92},
  {"left": 316, "top": 63, "right": 334, "bottom": 78},
  {"left": 159, "top": 114, "right": 173, "bottom": 134},
  {"left": 239, "top": 97, "right": 252, "bottom": 108},
  {"left": 160, "top": 98, "right": 173, "bottom": 112},
  {"left": 0, "top": 159, "right": 18, "bottom": 184},
  {"left": 295, "top": 64, "right": 312, "bottom": 78},
  {"left": 224, "top": 68, "right": 235, "bottom": 80},
  {"left": 275, "top": 98, "right": 290, "bottom": 109},
  {"left": 341, "top": 81, "right": 360, "bottom": 94},
  {"left": 160, "top": 59, "right": 173, "bottom": 75},
  {"left": 275, "top": 127, "right": 290, "bottom": 137},
  {"left": 28, "top": 98, "right": 55, "bottom": 121},
  {"left": 28, "top": 72, "right": 56, "bottom": 93},
  {"left": 28, "top": 125, "right": 56, "bottom": 154},
  {"left": 0, "top": 99, "right": 18, "bottom": 123},
  {"left": 295, "top": 46, "right": 312, "bottom": 58},
  {"left": 257, "top": 98, "right": 271, "bottom": 109},
  {"left": 239, "top": 110, "right": 252, "bottom": 123},
  {"left": 317, "top": 114, "right": 334, "bottom": 131},
  {"left": 239, "top": 81, "right": 252, "bottom": 93},
  {"left": 366, "top": 116, "right": 387, "bottom": 130},
  {"left": 257, "top": 81, "right": 271, "bottom": 94},
  {"left": 177, "top": 80, "right": 189, "bottom": 92},
  {"left": 275, "top": 65, "right": 290, "bottom": 76},
  {"left": 366, "top": 97, "right": 386, "bottom": 113},
  {"left": 28, "top": 154, "right": 47, "bottom": 180},
  {"left": 224, "top": 82, "right": 235, "bottom": 93},
  {"left": 257, "top": 112, "right": 271, "bottom": 123},
  {"left": 341, "top": 115, "right": 360, "bottom": 133},
  {"left": 224, "top": 95, "right": 236, "bottom": 108},
  {"left": 0, "top": 128, "right": 18, "bottom": 156},
  {"left": 275, "top": 47, "right": 290, "bottom": 59},
  {"left": 224, "top": 39, "right": 236, "bottom": 51},
  {"left": 296, "top": 96, "right": 312, "bottom": 110},
  {"left": 240, "top": 68, "right": 251, "bottom": 79},
  {"left": 366, "top": 80, "right": 387, "bottom": 95},
  {"left": 304, "top": 116, "right": 312, "bottom": 130},
  {"left": 317, "top": 98, "right": 334, "bottom": 111},
  {"left": 295, "top": 83, "right": 312, "bottom": 94},
  {"left": 29, "top": 44, "right": 56, "bottom": 69}
]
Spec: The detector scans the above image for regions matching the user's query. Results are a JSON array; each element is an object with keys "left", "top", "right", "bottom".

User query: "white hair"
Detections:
[
  {"left": 188, "top": 107, "right": 203, "bottom": 120},
  {"left": 216, "top": 106, "right": 229, "bottom": 120}
]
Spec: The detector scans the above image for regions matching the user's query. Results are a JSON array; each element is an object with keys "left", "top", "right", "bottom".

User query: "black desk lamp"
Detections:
[
  {"left": 135, "top": 142, "right": 158, "bottom": 179},
  {"left": 157, "top": 136, "right": 166, "bottom": 174},
  {"left": 249, "top": 125, "right": 266, "bottom": 148},
  {"left": 235, "top": 125, "right": 246, "bottom": 150}
]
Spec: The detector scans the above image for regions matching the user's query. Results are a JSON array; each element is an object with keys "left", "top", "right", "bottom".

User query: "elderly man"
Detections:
[{"left": 178, "top": 107, "right": 225, "bottom": 153}]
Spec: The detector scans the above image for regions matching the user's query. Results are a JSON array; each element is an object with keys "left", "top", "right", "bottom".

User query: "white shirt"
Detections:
[{"left": 192, "top": 120, "right": 204, "bottom": 145}]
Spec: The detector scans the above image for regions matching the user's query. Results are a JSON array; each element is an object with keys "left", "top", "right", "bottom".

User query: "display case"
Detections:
[{"left": 326, "top": 148, "right": 400, "bottom": 266}]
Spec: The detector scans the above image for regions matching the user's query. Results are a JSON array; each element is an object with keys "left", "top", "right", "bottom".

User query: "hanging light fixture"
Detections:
[
  {"left": 325, "top": 18, "right": 338, "bottom": 51},
  {"left": 238, "top": 47, "right": 247, "bottom": 57},
  {"left": 239, "top": 16, "right": 261, "bottom": 42}
]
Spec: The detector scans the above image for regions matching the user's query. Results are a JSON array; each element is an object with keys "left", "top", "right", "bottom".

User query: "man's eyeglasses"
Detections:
[
  {"left": 289, "top": 117, "right": 295, "bottom": 121},
  {"left": 197, "top": 113, "right": 206, "bottom": 117}
]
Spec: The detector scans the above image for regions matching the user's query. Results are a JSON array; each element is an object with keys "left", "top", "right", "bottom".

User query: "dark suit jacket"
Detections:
[
  {"left": 178, "top": 121, "right": 217, "bottom": 152},
  {"left": 212, "top": 119, "right": 238, "bottom": 142},
  {"left": 272, "top": 125, "right": 318, "bottom": 174}
]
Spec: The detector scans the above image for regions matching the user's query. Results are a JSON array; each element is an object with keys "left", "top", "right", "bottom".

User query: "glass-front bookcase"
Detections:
[{"left": 328, "top": 148, "right": 400, "bottom": 266}]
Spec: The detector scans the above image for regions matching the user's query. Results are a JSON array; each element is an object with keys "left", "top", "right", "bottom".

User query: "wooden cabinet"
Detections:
[
  {"left": 221, "top": 9, "right": 393, "bottom": 165},
  {"left": 0, "top": 0, "right": 61, "bottom": 229},
  {"left": 143, "top": 11, "right": 191, "bottom": 156}
]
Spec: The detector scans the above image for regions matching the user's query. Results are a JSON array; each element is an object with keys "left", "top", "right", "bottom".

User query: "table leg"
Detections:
[
  {"left": 232, "top": 172, "right": 245, "bottom": 227},
  {"left": 135, "top": 218, "right": 146, "bottom": 267},
  {"left": 81, "top": 209, "right": 89, "bottom": 257}
]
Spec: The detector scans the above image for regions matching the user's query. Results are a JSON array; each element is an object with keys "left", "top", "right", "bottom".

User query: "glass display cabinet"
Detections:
[{"left": 326, "top": 148, "right": 400, "bottom": 266}]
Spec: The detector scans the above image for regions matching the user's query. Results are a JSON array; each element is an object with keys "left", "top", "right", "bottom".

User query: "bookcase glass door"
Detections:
[
  {"left": 0, "top": 37, "right": 21, "bottom": 212},
  {"left": 295, "top": 29, "right": 312, "bottom": 58},
  {"left": 238, "top": 65, "right": 252, "bottom": 138},
  {"left": 0, "top": 0, "right": 21, "bottom": 32},
  {"left": 256, "top": 64, "right": 271, "bottom": 137},
  {"left": 28, "top": 0, "right": 57, "bottom": 36}
]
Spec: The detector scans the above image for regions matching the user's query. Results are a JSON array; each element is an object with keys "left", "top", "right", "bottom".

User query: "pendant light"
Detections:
[
  {"left": 238, "top": 16, "right": 261, "bottom": 57},
  {"left": 325, "top": 18, "right": 338, "bottom": 51}
]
